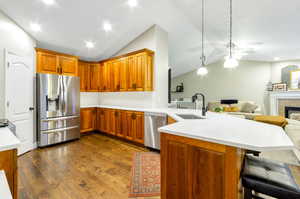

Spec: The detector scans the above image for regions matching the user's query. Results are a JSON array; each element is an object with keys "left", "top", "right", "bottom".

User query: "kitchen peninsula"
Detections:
[{"left": 158, "top": 111, "right": 294, "bottom": 199}]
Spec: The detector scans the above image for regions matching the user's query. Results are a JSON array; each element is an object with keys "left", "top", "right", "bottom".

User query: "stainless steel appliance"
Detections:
[
  {"left": 144, "top": 112, "right": 167, "bottom": 150},
  {"left": 37, "top": 74, "right": 80, "bottom": 147}
]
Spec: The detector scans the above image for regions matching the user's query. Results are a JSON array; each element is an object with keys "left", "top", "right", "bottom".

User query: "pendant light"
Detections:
[
  {"left": 197, "top": 0, "right": 208, "bottom": 76},
  {"left": 224, "top": 0, "right": 239, "bottom": 69}
]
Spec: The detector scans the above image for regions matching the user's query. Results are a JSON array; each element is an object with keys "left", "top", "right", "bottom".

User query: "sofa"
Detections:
[
  {"left": 285, "top": 119, "right": 300, "bottom": 161},
  {"left": 208, "top": 101, "right": 262, "bottom": 120}
]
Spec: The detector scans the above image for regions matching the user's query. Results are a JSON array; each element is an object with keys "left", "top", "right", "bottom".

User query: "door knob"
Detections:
[{"left": 29, "top": 107, "right": 35, "bottom": 111}]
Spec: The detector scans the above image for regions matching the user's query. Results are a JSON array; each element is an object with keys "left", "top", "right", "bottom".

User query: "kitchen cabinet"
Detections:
[
  {"left": 79, "top": 61, "right": 100, "bottom": 92},
  {"left": 0, "top": 149, "right": 17, "bottom": 199},
  {"left": 94, "top": 108, "right": 144, "bottom": 144},
  {"left": 126, "top": 111, "right": 144, "bottom": 144},
  {"left": 160, "top": 133, "right": 244, "bottom": 199},
  {"left": 89, "top": 63, "right": 100, "bottom": 92},
  {"left": 78, "top": 61, "right": 89, "bottom": 91},
  {"left": 100, "top": 61, "right": 112, "bottom": 92},
  {"left": 127, "top": 51, "right": 153, "bottom": 91},
  {"left": 80, "top": 108, "right": 97, "bottom": 133},
  {"left": 97, "top": 108, "right": 106, "bottom": 132},
  {"left": 98, "top": 49, "right": 154, "bottom": 93},
  {"left": 36, "top": 48, "right": 78, "bottom": 76}
]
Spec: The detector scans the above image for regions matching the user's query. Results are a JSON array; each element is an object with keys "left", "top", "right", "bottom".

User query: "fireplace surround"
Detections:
[{"left": 269, "top": 91, "right": 300, "bottom": 117}]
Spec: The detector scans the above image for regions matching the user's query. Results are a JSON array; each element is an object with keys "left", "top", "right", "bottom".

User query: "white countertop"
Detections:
[
  {"left": 0, "top": 127, "right": 20, "bottom": 152},
  {"left": 80, "top": 105, "right": 294, "bottom": 151},
  {"left": 0, "top": 171, "right": 12, "bottom": 199}
]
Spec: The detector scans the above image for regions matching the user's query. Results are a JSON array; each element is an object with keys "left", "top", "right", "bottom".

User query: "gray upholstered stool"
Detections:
[{"left": 242, "top": 155, "right": 300, "bottom": 199}]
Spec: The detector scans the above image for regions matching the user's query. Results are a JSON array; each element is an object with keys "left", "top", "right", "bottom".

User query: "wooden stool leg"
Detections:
[{"left": 244, "top": 188, "right": 252, "bottom": 199}]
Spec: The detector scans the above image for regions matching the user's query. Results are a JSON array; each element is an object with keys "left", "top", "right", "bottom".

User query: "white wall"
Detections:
[
  {"left": 80, "top": 92, "right": 99, "bottom": 106},
  {"left": 0, "top": 11, "right": 36, "bottom": 118},
  {"left": 99, "top": 25, "right": 169, "bottom": 108},
  {"left": 271, "top": 60, "right": 300, "bottom": 83},
  {"left": 172, "top": 60, "right": 272, "bottom": 111}
]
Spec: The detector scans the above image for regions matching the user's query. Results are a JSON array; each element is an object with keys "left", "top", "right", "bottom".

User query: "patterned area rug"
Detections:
[{"left": 129, "top": 152, "right": 161, "bottom": 197}]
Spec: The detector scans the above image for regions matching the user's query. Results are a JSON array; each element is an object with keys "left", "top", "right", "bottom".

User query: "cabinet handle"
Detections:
[
  {"left": 131, "top": 113, "right": 136, "bottom": 120},
  {"left": 115, "top": 111, "right": 119, "bottom": 117},
  {"left": 117, "top": 85, "right": 120, "bottom": 90}
]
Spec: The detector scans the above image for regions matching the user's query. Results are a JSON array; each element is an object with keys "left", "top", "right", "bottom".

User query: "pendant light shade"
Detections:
[
  {"left": 224, "top": 56, "right": 239, "bottom": 68},
  {"left": 224, "top": 0, "right": 239, "bottom": 69},
  {"left": 197, "top": 66, "right": 208, "bottom": 76}
]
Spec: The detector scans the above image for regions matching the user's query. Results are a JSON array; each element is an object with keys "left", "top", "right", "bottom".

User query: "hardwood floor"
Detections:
[{"left": 18, "top": 133, "right": 160, "bottom": 199}]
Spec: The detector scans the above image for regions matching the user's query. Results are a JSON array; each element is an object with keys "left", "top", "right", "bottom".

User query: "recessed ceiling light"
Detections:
[
  {"left": 85, "top": 41, "right": 95, "bottom": 49},
  {"left": 30, "top": 23, "right": 41, "bottom": 32},
  {"left": 274, "top": 57, "right": 280, "bottom": 61},
  {"left": 103, "top": 22, "right": 112, "bottom": 32},
  {"left": 127, "top": 0, "right": 138, "bottom": 7},
  {"left": 41, "top": 0, "right": 55, "bottom": 5}
]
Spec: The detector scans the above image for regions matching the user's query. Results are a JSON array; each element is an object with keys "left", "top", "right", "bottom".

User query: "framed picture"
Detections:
[
  {"left": 290, "top": 70, "right": 300, "bottom": 90},
  {"left": 272, "top": 83, "right": 287, "bottom": 91}
]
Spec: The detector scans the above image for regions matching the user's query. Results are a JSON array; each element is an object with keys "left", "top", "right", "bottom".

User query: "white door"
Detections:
[{"left": 5, "top": 50, "right": 35, "bottom": 155}]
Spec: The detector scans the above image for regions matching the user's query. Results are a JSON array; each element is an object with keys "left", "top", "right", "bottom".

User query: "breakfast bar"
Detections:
[{"left": 158, "top": 112, "right": 294, "bottom": 199}]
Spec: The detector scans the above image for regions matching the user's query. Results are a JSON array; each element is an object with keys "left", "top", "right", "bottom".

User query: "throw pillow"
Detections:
[
  {"left": 224, "top": 106, "right": 239, "bottom": 112},
  {"left": 241, "top": 103, "right": 258, "bottom": 113}
]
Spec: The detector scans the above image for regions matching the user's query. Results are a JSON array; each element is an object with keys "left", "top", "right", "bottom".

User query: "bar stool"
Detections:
[{"left": 242, "top": 155, "right": 300, "bottom": 199}]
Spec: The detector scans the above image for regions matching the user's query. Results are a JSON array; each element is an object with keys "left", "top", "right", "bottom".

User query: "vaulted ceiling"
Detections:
[{"left": 0, "top": 0, "right": 299, "bottom": 76}]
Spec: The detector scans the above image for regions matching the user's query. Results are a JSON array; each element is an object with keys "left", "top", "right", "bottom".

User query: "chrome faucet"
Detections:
[{"left": 192, "top": 93, "right": 207, "bottom": 116}]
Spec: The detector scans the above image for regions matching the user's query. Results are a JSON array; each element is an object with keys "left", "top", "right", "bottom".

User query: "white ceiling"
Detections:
[{"left": 0, "top": 0, "right": 300, "bottom": 76}]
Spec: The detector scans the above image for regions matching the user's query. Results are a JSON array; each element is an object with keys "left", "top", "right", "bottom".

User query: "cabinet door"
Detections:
[
  {"left": 127, "top": 54, "right": 145, "bottom": 91},
  {"left": 115, "top": 110, "right": 123, "bottom": 137},
  {"left": 119, "top": 58, "right": 128, "bottom": 91},
  {"left": 127, "top": 56, "right": 136, "bottom": 91},
  {"left": 37, "top": 51, "right": 59, "bottom": 74},
  {"left": 102, "top": 62, "right": 112, "bottom": 92},
  {"left": 78, "top": 61, "right": 89, "bottom": 92},
  {"left": 125, "top": 111, "right": 135, "bottom": 141},
  {"left": 80, "top": 108, "right": 96, "bottom": 133},
  {"left": 135, "top": 53, "right": 146, "bottom": 91},
  {"left": 60, "top": 56, "right": 78, "bottom": 76},
  {"left": 112, "top": 60, "right": 121, "bottom": 92},
  {"left": 108, "top": 109, "right": 116, "bottom": 135},
  {"left": 89, "top": 63, "right": 100, "bottom": 92},
  {"left": 117, "top": 111, "right": 127, "bottom": 138},
  {"left": 133, "top": 112, "right": 144, "bottom": 144},
  {"left": 97, "top": 108, "right": 106, "bottom": 132}
]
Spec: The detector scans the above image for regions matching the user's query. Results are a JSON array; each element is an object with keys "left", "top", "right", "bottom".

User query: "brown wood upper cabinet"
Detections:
[
  {"left": 78, "top": 61, "right": 100, "bottom": 92},
  {"left": 36, "top": 48, "right": 78, "bottom": 76},
  {"left": 80, "top": 108, "right": 97, "bottom": 133},
  {"left": 99, "top": 49, "right": 154, "bottom": 92}
]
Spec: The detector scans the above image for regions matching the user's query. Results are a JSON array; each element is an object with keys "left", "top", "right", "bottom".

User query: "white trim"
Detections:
[{"left": 269, "top": 91, "right": 300, "bottom": 115}]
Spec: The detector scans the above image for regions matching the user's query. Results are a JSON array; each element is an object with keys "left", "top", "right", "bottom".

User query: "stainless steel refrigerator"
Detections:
[{"left": 37, "top": 74, "right": 80, "bottom": 147}]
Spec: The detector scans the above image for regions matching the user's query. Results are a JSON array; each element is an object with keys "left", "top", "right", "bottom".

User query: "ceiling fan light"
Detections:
[
  {"left": 224, "top": 57, "right": 239, "bottom": 68},
  {"left": 197, "top": 66, "right": 208, "bottom": 76}
]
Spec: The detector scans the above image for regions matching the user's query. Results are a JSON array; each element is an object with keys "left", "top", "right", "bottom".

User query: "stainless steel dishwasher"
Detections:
[{"left": 144, "top": 112, "right": 167, "bottom": 150}]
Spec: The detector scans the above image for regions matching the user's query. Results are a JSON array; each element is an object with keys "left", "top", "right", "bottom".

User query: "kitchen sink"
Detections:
[{"left": 176, "top": 114, "right": 204, "bottom": 120}]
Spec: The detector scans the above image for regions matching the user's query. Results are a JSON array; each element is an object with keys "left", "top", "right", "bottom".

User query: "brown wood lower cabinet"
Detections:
[
  {"left": 83, "top": 108, "right": 144, "bottom": 144},
  {"left": 80, "top": 108, "right": 97, "bottom": 133},
  {"left": 0, "top": 149, "right": 17, "bottom": 199},
  {"left": 160, "top": 133, "right": 244, "bottom": 199}
]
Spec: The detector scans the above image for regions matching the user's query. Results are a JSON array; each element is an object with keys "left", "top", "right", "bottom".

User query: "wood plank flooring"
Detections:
[{"left": 18, "top": 133, "right": 160, "bottom": 199}]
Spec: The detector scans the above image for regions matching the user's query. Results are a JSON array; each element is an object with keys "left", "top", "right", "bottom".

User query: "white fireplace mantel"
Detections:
[{"left": 269, "top": 91, "right": 300, "bottom": 116}]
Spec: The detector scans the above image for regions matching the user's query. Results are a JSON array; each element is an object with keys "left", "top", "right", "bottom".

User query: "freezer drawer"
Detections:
[
  {"left": 39, "top": 126, "right": 80, "bottom": 147},
  {"left": 40, "top": 115, "right": 79, "bottom": 131}
]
